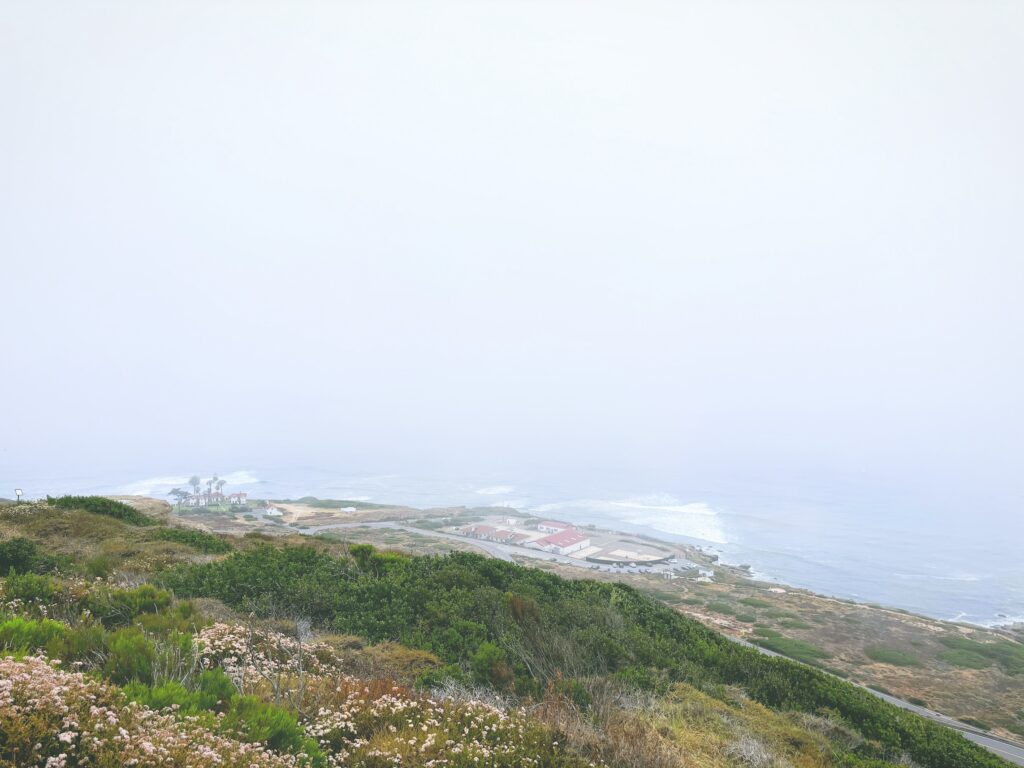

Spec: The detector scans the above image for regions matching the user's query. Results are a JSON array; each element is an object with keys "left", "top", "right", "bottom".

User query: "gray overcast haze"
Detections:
[{"left": 2, "top": 2, "right": 1023, "bottom": 524}]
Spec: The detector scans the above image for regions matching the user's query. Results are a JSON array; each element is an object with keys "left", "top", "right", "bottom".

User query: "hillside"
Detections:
[
  {"left": 0, "top": 496, "right": 1015, "bottom": 768},
  {"left": 182, "top": 495, "right": 1024, "bottom": 741}
]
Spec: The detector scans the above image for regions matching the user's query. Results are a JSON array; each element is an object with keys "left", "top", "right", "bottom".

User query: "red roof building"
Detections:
[{"left": 534, "top": 529, "right": 590, "bottom": 555}]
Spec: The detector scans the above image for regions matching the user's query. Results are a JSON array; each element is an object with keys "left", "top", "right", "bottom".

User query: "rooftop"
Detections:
[{"left": 536, "top": 529, "right": 589, "bottom": 548}]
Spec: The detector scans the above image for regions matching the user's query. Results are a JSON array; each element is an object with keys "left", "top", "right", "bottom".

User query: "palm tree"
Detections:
[
  {"left": 188, "top": 475, "right": 201, "bottom": 502},
  {"left": 215, "top": 478, "right": 226, "bottom": 498}
]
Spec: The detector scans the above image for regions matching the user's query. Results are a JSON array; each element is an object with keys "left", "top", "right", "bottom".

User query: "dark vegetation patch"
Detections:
[
  {"left": 148, "top": 527, "right": 232, "bottom": 554},
  {"left": 938, "top": 635, "right": 1024, "bottom": 675},
  {"left": 864, "top": 646, "right": 922, "bottom": 668},
  {"left": 47, "top": 495, "right": 155, "bottom": 526},
  {"left": 0, "top": 537, "right": 62, "bottom": 574},
  {"left": 753, "top": 636, "right": 830, "bottom": 665}
]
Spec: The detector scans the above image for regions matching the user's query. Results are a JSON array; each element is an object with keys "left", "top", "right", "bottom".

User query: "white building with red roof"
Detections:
[{"left": 533, "top": 528, "right": 590, "bottom": 555}]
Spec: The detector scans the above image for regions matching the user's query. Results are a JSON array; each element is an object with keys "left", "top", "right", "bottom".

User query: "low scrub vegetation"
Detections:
[
  {"left": 0, "top": 536, "right": 60, "bottom": 574},
  {"left": 47, "top": 495, "right": 155, "bottom": 526},
  {"left": 149, "top": 526, "right": 233, "bottom": 553},
  {"left": 752, "top": 636, "right": 830, "bottom": 665},
  {"left": 939, "top": 635, "right": 1024, "bottom": 675}
]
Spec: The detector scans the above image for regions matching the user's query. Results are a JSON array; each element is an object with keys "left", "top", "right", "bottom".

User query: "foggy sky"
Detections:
[{"left": 2, "top": 2, "right": 1022, "bottom": 512}]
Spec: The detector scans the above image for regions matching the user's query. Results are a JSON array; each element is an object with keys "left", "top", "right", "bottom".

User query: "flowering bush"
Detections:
[
  {"left": 0, "top": 655, "right": 308, "bottom": 767},
  {"left": 197, "top": 622, "right": 348, "bottom": 693},
  {"left": 305, "top": 681, "right": 598, "bottom": 768}
]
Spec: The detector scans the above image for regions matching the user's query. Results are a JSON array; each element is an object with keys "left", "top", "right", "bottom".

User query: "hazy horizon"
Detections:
[{"left": 3, "top": 3, "right": 1022, "bottom": 542}]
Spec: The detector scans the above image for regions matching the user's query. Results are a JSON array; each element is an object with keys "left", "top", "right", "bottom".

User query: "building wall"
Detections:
[{"left": 554, "top": 538, "right": 590, "bottom": 555}]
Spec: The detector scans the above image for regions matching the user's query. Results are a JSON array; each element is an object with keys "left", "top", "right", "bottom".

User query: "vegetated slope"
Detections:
[
  {"left": 161, "top": 543, "right": 1011, "bottom": 768},
  {"left": 0, "top": 497, "right": 1013, "bottom": 768}
]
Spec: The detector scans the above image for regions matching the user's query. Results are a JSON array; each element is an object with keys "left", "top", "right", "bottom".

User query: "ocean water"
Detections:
[{"left": 4, "top": 467, "right": 1022, "bottom": 628}]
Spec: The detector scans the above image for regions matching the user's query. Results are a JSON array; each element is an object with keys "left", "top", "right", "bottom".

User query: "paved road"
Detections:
[
  {"left": 730, "top": 636, "right": 1024, "bottom": 766},
  {"left": 299, "top": 521, "right": 1024, "bottom": 766},
  {"left": 303, "top": 521, "right": 515, "bottom": 561},
  {"left": 870, "top": 690, "right": 1024, "bottom": 765}
]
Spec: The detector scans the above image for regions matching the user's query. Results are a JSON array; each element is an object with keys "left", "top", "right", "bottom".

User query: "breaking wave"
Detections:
[
  {"left": 117, "top": 470, "right": 260, "bottom": 496},
  {"left": 475, "top": 485, "right": 515, "bottom": 495}
]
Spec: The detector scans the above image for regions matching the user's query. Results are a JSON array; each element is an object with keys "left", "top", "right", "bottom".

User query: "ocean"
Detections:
[{"left": 4, "top": 467, "right": 1022, "bottom": 628}]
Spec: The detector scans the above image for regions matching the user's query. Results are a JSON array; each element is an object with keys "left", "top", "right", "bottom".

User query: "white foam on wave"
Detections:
[
  {"left": 894, "top": 572, "right": 986, "bottom": 583},
  {"left": 967, "top": 613, "right": 1024, "bottom": 628},
  {"left": 117, "top": 470, "right": 260, "bottom": 496},
  {"left": 488, "top": 499, "right": 530, "bottom": 509},
  {"left": 475, "top": 485, "right": 515, "bottom": 495},
  {"left": 531, "top": 495, "right": 728, "bottom": 544}
]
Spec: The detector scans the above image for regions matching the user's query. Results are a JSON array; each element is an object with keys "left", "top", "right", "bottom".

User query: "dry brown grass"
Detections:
[{"left": 527, "top": 678, "right": 838, "bottom": 768}]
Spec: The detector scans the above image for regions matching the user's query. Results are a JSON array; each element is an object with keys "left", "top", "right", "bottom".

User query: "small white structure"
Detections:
[{"left": 264, "top": 505, "right": 283, "bottom": 517}]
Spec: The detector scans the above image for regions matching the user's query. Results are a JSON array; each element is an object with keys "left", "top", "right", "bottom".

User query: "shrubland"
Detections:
[{"left": 0, "top": 496, "right": 1015, "bottom": 768}]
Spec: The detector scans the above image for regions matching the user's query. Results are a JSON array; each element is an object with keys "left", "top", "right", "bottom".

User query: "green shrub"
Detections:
[
  {"left": 470, "top": 641, "right": 513, "bottom": 688},
  {"left": 938, "top": 648, "right": 991, "bottom": 669},
  {"left": 0, "top": 616, "right": 66, "bottom": 651},
  {"left": 778, "top": 618, "right": 813, "bottom": 629},
  {"left": 221, "top": 695, "right": 323, "bottom": 759},
  {"left": 753, "top": 637, "right": 830, "bottom": 665},
  {"left": 47, "top": 495, "right": 154, "bottom": 526},
  {"left": 48, "top": 623, "right": 107, "bottom": 662},
  {"left": 136, "top": 601, "right": 203, "bottom": 635},
  {"left": 735, "top": 613, "right": 757, "bottom": 623},
  {"left": 125, "top": 668, "right": 235, "bottom": 715},
  {"left": 0, "top": 538, "right": 58, "bottom": 574},
  {"left": 739, "top": 597, "right": 771, "bottom": 608},
  {"left": 104, "top": 627, "right": 156, "bottom": 684},
  {"left": 3, "top": 571, "right": 56, "bottom": 603},
  {"left": 87, "top": 584, "right": 173, "bottom": 628},
  {"left": 149, "top": 527, "right": 232, "bottom": 554},
  {"left": 84, "top": 554, "right": 116, "bottom": 578},
  {"left": 864, "top": 646, "right": 921, "bottom": 667}
]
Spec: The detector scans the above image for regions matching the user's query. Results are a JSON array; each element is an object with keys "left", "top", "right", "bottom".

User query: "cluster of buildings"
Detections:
[{"left": 460, "top": 519, "right": 592, "bottom": 556}]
